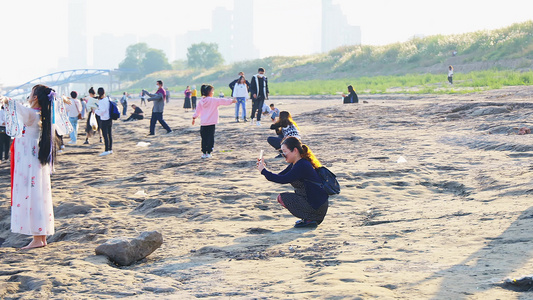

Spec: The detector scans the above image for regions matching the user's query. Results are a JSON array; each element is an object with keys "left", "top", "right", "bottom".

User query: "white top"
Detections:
[
  {"left": 95, "top": 97, "right": 110, "bottom": 121},
  {"left": 232, "top": 83, "right": 248, "bottom": 98},
  {"left": 448, "top": 69, "right": 453, "bottom": 77},
  {"left": 66, "top": 98, "right": 82, "bottom": 118},
  {"left": 86, "top": 97, "right": 99, "bottom": 110}
]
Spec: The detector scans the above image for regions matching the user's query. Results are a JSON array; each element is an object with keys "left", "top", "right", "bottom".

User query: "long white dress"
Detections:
[{"left": 10, "top": 104, "right": 54, "bottom": 236}]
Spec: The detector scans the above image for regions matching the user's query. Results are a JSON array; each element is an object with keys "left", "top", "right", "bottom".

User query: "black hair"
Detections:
[
  {"left": 88, "top": 87, "right": 95, "bottom": 95},
  {"left": 32, "top": 84, "right": 56, "bottom": 165},
  {"left": 281, "top": 137, "right": 321, "bottom": 169},
  {"left": 270, "top": 103, "right": 274, "bottom": 107},
  {"left": 97, "top": 87, "right": 105, "bottom": 99},
  {"left": 276, "top": 111, "right": 298, "bottom": 129},
  {"left": 200, "top": 84, "right": 214, "bottom": 97},
  {"left": 347, "top": 85, "right": 354, "bottom": 93},
  {"left": 258, "top": 67, "right": 265, "bottom": 73},
  {"left": 157, "top": 80, "right": 163, "bottom": 86},
  {"left": 70, "top": 91, "right": 78, "bottom": 99}
]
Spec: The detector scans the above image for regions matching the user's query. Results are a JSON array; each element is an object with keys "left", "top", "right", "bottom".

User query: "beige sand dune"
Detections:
[{"left": 1, "top": 86, "right": 533, "bottom": 299}]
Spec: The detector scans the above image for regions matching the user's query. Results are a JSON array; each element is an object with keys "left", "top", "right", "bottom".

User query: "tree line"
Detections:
[{"left": 118, "top": 42, "right": 224, "bottom": 81}]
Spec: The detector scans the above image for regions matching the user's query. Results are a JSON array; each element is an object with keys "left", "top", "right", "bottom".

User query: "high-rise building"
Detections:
[
  {"left": 65, "top": 0, "right": 88, "bottom": 69},
  {"left": 321, "top": 0, "right": 361, "bottom": 53},
  {"left": 175, "top": 0, "right": 258, "bottom": 63}
]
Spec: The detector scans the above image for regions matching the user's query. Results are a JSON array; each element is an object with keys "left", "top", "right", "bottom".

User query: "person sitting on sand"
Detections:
[
  {"left": 267, "top": 111, "right": 300, "bottom": 158},
  {"left": 342, "top": 85, "right": 359, "bottom": 104},
  {"left": 257, "top": 137, "right": 329, "bottom": 228},
  {"left": 192, "top": 84, "right": 237, "bottom": 159},
  {"left": 124, "top": 104, "right": 144, "bottom": 121}
]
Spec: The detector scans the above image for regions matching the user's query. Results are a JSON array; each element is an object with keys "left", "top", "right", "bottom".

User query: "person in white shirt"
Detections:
[
  {"left": 231, "top": 76, "right": 248, "bottom": 122},
  {"left": 448, "top": 65, "right": 454, "bottom": 84},
  {"left": 66, "top": 91, "right": 82, "bottom": 144},
  {"left": 84, "top": 87, "right": 101, "bottom": 144},
  {"left": 94, "top": 87, "right": 113, "bottom": 156}
]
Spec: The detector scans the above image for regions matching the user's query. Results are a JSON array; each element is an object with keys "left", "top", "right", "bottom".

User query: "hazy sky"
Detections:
[{"left": 0, "top": 0, "right": 531, "bottom": 87}]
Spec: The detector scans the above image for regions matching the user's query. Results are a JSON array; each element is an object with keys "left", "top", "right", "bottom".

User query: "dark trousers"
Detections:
[
  {"left": 0, "top": 132, "right": 11, "bottom": 160},
  {"left": 126, "top": 114, "right": 144, "bottom": 121},
  {"left": 200, "top": 125, "right": 216, "bottom": 154},
  {"left": 150, "top": 112, "right": 171, "bottom": 134},
  {"left": 121, "top": 104, "right": 127, "bottom": 116},
  {"left": 251, "top": 96, "right": 265, "bottom": 121},
  {"left": 101, "top": 119, "right": 113, "bottom": 151},
  {"left": 267, "top": 134, "right": 284, "bottom": 150},
  {"left": 192, "top": 96, "right": 197, "bottom": 110},
  {"left": 448, "top": 76, "right": 453, "bottom": 84}
]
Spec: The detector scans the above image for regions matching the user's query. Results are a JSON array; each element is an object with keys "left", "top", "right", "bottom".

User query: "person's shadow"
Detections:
[
  {"left": 154, "top": 227, "right": 316, "bottom": 272},
  {"left": 417, "top": 206, "right": 533, "bottom": 298}
]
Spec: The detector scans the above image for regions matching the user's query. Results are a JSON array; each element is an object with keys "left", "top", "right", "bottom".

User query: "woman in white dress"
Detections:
[{"left": 3, "top": 84, "right": 58, "bottom": 249}]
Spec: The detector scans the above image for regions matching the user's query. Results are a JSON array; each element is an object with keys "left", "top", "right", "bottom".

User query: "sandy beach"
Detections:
[{"left": 1, "top": 86, "right": 533, "bottom": 299}]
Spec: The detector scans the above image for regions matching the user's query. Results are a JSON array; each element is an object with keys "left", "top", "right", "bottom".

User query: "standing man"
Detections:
[
  {"left": 120, "top": 92, "right": 128, "bottom": 117},
  {"left": 165, "top": 88, "right": 171, "bottom": 103},
  {"left": 66, "top": 91, "right": 82, "bottom": 144},
  {"left": 249, "top": 67, "right": 269, "bottom": 126},
  {"left": 144, "top": 80, "right": 172, "bottom": 135}
]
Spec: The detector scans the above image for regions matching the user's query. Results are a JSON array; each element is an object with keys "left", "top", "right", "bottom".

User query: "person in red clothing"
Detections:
[{"left": 257, "top": 137, "right": 329, "bottom": 228}]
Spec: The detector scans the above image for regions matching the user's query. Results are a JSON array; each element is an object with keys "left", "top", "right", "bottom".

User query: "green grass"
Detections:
[{"left": 264, "top": 70, "right": 533, "bottom": 95}]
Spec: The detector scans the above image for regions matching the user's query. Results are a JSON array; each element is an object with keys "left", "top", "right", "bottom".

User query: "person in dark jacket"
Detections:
[
  {"left": 257, "top": 137, "right": 329, "bottom": 228},
  {"left": 143, "top": 80, "right": 172, "bottom": 135},
  {"left": 342, "top": 85, "right": 359, "bottom": 104},
  {"left": 249, "top": 68, "right": 269, "bottom": 126},
  {"left": 229, "top": 71, "right": 251, "bottom": 92}
]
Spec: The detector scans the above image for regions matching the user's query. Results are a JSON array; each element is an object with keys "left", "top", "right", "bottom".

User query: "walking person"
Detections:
[
  {"left": 95, "top": 87, "right": 113, "bottom": 156},
  {"left": 80, "top": 97, "right": 87, "bottom": 119},
  {"left": 2, "top": 84, "right": 61, "bottom": 249},
  {"left": 140, "top": 91, "right": 147, "bottom": 107},
  {"left": 192, "top": 84, "right": 236, "bottom": 158},
  {"left": 448, "top": 65, "right": 454, "bottom": 84},
  {"left": 257, "top": 137, "right": 329, "bottom": 228},
  {"left": 268, "top": 111, "right": 301, "bottom": 157},
  {"left": 191, "top": 85, "right": 197, "bottom": 111},
  {"left": 249, "top": 67, "right": 269, "bottom": 126},
  {"left": 66, "top": 91, "right": 82, "bottom": 144},
  {"left": 120, "top": 92, "right": 128, "bottom": 116},
  {"left": 232, "top": 76, "right": 248, "bottom": 122},
  {"left": 0, "top": 104, "right": 11, "bottom": 163},
  {"left": 183, "top": 86, "right": 192, "bottom": 112},
  {"left": 144, "top": 80, "right": 172, "bottom": 135},
  {"left": 84, "top": 87, "right": 101, "bottom": 144}
]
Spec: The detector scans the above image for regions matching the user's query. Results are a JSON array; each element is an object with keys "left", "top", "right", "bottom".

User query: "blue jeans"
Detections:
[
  {"left": 150, "top": 112, "right": 171, "bottom": 134},
  {"left": 267, "top": 134, "right": 285, "bottom": 150},
  {"left": 69, "top": 117, "right": 79, "bottom": 142},
  {"left": 235, "top": 97, "right": 246, "bottom": 119}
]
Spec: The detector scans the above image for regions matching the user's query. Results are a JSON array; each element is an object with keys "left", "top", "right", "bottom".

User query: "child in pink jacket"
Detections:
[{"left": 192, "top": 84, "right": 236, "bottom": 158}]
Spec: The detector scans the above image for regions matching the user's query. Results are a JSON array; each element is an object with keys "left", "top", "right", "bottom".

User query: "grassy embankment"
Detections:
[{"left": 126, "top": 21, "right": 533, "bottom": 95}]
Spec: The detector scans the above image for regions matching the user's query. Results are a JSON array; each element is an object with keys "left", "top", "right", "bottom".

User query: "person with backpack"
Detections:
[
  {"left": 95, "top": 87, "right": 113, "bottom": 156},
  {"left": 120, "top": 92, "right": 128, "bottom": 116},
  {"left": 257, "top": 136, "right": 329, "bottom": 228}
]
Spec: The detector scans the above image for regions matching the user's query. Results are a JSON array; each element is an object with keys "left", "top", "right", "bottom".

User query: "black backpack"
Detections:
[
  {"left": 307, "top": 167, "right": 341, "bottom": 195},
  {"left": 108, "top": 97, "right": 121, "bottom": 120}
]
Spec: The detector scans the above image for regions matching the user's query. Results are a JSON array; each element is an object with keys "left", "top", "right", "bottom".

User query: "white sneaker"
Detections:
[
  {"left": 99, "top": 151, "right": 110, "bottom": 156},
  {"left": 201, "top": 153, "right": 207, "bottom": 159},
  {"left": 256, "top": 121, "right": 261, "bottom": 126},
  {"left": 67, "top": 140, "right": 76, "bottom": 145},
  {"left": 109, "top": 150, "right": 113, "bottom": 154},
  {"left": 60, "top": 145, "right": 65, "bottom": 150},
  {"left": 205, "top": 153, "right": 212, "bottom": 158}
]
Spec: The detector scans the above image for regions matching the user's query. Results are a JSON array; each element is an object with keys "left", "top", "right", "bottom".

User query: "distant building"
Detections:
[
  {"left": 321, "top": 0, "right": 361, "bottom": 53},
  {"left": 59, "top": 0, "right": 88, "bottom": 70},
  {"left": 93, "top": 34, "right": 137, "bottom": 69},
  {"left": 175, "top": 0, "right": 259, "bottom": 63}
]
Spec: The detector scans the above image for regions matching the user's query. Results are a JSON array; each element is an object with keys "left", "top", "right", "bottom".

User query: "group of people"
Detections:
[{"left": 4, "top": 66, "right": 358, "bottom": 249}]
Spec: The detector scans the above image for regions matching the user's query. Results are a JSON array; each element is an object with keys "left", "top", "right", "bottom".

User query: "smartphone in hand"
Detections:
[{"left": 258, "top": 150, "right": 264, "bottom": 161}]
